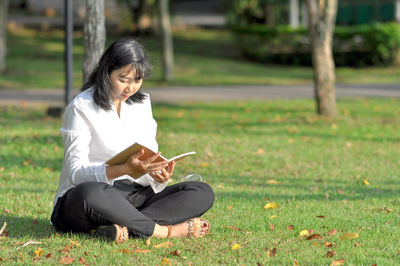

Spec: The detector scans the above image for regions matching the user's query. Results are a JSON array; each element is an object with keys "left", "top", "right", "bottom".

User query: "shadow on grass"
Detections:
[
  {"left": 213, "top": 174, "right": 400, "bottom": 202},
  {"left": 0, "top": 215, "right": 54, "bottom": 238}
]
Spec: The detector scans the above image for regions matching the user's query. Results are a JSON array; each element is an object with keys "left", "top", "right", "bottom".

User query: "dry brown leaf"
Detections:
[
  {"left": 78, "top": 257, "right": 88, "bottom": 266},
  {"left": 266, "top": 247, "right": 277, "bottom": 257},
  {"left": 69, "top": 240, "right": 79, "bottom": 247},
  {"left": 257, "top": 149, "right": 265, "bottom": 154},
  {"left": 385, "top": 207, "right": 393, "bottom": 213},
  {"left": 154, "top": 241, "right": 174, "bottom": 249},
  {"left": 287, "top": 225, "right": 295, "bottom": 230},
  {"left": 134, "top": 249, "right": 154, "bottom": 254},
  {"left": 59, "top": 256, "right": 75, "bottom": 264},
  {"left": 294, "top": 260, "right": 299, "bottom": 266},
  {"left": 330, "top": 258, "right": 344, "bottom": 266},
  {"left": 336, "top": 190, "right": 345, "bottom": 195},
  {"left": 170, "top": 250, "right": 181, "bottom": 257},
  {"left": 269, "top": 223, "right": 275, "bottom": 231},
  {"left": 324, "top": 242, "right": 335, "bottom": 248},
  {"left": 306, "top": 234, "right": 323, "bottom": 240},
  {"left": 327, "top": 250, "right": 336, "bottom": 258},
  {"left": 354, "top": 243, "right": 361, "bottom": 247},
  {"left": 33, "top": 219, "right": 38, "bottom": 225},
  {"left": 226, "top": 206, "right": 233, "bottom": 210},
  {"left": 316, "top": 215, "right": 326, "bottom": 219},
  {"left": 60, "top": 246, "right": 72, "bottom": 254},
  {"left": 266, "top": 179, "right": 279, "bottom": 185},
  {"left": 327, "top": 229, "right": 337, "bottom": 236},
  {"left": 3, "top": 208, "right": 10, "bottom": 214},
  {"left": 113, "top": 249, "right": 130, "bottom": 253}
]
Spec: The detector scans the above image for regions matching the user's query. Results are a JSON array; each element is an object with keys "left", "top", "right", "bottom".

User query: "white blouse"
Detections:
[{"left": 53, "top": 88, "right": 168, "bottom": 207}]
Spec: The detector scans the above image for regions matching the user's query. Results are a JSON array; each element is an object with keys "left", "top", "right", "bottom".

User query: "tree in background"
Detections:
[
  {"left": 0, "top": 0, "right": 9, "bottom": 72},
  {"left": 306, "top": 0, "right": 338, "bottom": 117},
  {"left": 157, "top": 0, "right": 173, "bottom": 81},
  {"left": 83, "top": 0, "right": 105, "bottom": 83}
]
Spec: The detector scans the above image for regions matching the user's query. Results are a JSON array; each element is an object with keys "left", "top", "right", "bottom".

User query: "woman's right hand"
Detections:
[{"left": 123, "top": 149, "right": 169, "bottom": 178}]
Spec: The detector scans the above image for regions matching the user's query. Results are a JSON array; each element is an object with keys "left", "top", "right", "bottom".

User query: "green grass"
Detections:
[
  {"left": 1, "top": 26, "right": 400, "bottom": 89},
  {"left": 0, "top": 98, "right": 399, "bottom": 264}
]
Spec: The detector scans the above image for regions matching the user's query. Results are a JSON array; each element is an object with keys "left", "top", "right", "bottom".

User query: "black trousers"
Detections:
[{"left": 51, "top": 180, "right": 214, "bottom": 238}]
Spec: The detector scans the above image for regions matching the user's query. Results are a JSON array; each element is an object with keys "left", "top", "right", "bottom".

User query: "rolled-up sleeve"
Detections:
[{"left": 61, "top": 106, "right": 111, "bottom": 186}]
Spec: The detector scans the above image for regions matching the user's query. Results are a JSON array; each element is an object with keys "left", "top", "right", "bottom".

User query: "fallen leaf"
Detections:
[
  {"left": 339, "top": 232, "right": 359, "bottom": 240},
  {"left": 299, "top": 229, "right": 313, "bottom": 237},
  {"left": 69, "top": 240, "right": 79, "bottom": 247},
  {"left": 45, "top": 253, "right": 52, "bottom": 259},
  {"left": 232, "top": 244, "right": 241, "bottom": 250},
  {"left": 270, "top": 215, "right": 278, "bottom": 219},
  {"left": 306, "top": 234, "right": 323, "bottom": 240},
  {"left": 226, "top": 206, "right": 233, "bottom": 210},
  {"left": 59, "top": 256, "right": 75, "bottom": 264},
  {"left": 60, "top": 246, "right": 72, "bottom": 254},
  {"left": 263, "top": 202, "right": 281, "bottom": 210},
  {"left": 200, "top": 163, "right": 209, "bottom": 167},
  {"left": 134, "top": 249, "right": 154, "bottom": 254},
  {"left": 336, "top": 190, "right": 345, "bottom": 195},
  {"left": 227, "top": 225, "right": 247, "bottom": 232},
  {"left": 257, "top": 149, "right": 264, "bottom": 154},
  {"left": 324, "top": 242, "right": 335, "bottom": 248},
  {"left": 267, "top": 179, "right": 279, "bottom": 185},
  {"left": 363, "top": 179, "right": 370, "bottom": 186},
  {"left": 327, "top": 250, "right": 336, "bottom": 258},
  {"left": 354, "top": 243, "right": 361, "bottom": 247},
  {"left": 154, "top": 241, "right": 174, "bottom": 249},
  {"left": 327, "top": 229, "right": 337, "bottom": 236},
  {"left": 170, "top": 250, "right": 181, "bottom": 257},
  {"left": 266, "top": 247, "right": 277, "bottom": 257},
  {"left": 34, "top": 247, "right": 43, "bottom": 258},
  {"left": 33, "top": 219, "right": 38, "bottom": 225},
  {"left": 385, "top": 207, "right": 393, "bottom": 213},
  {"left": 78, "top": 257, "right": 88, "bottom": 266},
  {"left": 330, "top": 258, "right": 344, "bottom": 266},
  {"left": 325, "top": 193, "right": 330, "bottom": 199},
  {"left": 113, "top": 249, "right": 130, "bottom": 253},
  {"left": 316, "top": 215, "right": 326, "bottom": 219},
  {"left": 269, "top": 224, "right": 275, "bottom": 231},
  {"left": 287, "top": 225, "right": 294, "bottom": 230},
  {"left": 2, "top": 209, "right": 10, "bottom": 214},
  {"left": 294, "top": 260, "right": 299, "bottom": 266}
]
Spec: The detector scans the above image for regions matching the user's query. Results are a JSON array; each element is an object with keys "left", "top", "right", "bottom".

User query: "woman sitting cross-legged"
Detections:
[{"left": 50, "top": 37, "right": 214, "bottom": 242}]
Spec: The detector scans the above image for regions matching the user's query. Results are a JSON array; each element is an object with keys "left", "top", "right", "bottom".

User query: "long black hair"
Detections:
[{"left": 81, "top": 37, "right": 151, "bottom": 111}]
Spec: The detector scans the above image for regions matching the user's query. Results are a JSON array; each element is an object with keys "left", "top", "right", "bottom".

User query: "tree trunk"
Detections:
[
  {"left": 83, "top": 0, "right": 105, "bottom": 83},
  {"left": 306, "top": 0, "right": 338, "bottom": 117},
  {"left": 158, "top": 0, "right": 173, "bottom": 81},
  {"left": 0, "top": 0, "right": 9, "bottom": 72}
]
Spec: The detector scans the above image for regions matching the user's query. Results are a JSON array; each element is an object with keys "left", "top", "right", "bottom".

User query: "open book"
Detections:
[{"left": 106, "top": 142, "right": 195, "bottom": 178}]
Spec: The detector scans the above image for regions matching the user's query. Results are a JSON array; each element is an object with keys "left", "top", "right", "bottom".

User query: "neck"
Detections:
[{"left": 114, "top": 100, "right": 121, "bottom": 117}]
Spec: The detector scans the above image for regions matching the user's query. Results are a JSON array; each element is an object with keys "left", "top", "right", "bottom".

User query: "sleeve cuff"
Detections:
[{"left": 100, "top": 163, "right": 115, "bottom": 186}]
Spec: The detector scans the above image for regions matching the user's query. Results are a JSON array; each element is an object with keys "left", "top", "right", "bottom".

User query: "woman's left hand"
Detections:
[{"left": 150, "top": 161, "right": 176, "bottom": 183}]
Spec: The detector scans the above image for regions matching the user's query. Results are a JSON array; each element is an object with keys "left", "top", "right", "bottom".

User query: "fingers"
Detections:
[
  {"left": 142, "top": 152, "right": 162, "bottom": 164},
  {"left": 130, "top": 149, "right": 145, "bottom": 159}
]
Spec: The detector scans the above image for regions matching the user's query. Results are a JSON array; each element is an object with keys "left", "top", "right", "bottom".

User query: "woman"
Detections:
[{"left": 51, "top": 37, "right": 214, "bottom": 242}]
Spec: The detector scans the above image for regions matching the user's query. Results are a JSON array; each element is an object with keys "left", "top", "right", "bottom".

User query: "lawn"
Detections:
[
  {"left": 1, "top": 25, "right": 400, "bottom": 90},
  {"left": 0, "top": 98, "right": 399, "bottom": 264}
]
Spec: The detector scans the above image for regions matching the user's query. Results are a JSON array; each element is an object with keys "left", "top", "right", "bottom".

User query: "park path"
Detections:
[{"left": 0, "top": 83, "right": 399, "bottom": 107}]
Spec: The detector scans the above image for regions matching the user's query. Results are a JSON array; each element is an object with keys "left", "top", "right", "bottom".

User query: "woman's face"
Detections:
[{"left": 109, "top": 65, "right": 143, "bottom": 104}]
